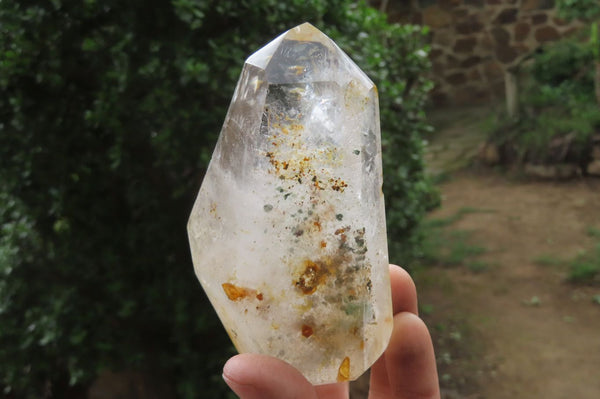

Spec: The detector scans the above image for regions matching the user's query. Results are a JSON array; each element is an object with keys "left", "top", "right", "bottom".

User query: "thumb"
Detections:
[{"left": 223, "top": 353, "right": 319, "bottom": 399}]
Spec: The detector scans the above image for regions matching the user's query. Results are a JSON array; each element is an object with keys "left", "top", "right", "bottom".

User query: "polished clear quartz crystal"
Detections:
[{"left": 187, "top": 23, "right": 393, "bottom": 385}]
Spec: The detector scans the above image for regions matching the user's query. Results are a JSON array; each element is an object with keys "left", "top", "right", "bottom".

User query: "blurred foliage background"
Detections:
[{"left": 0, "top": 0, "right": 436, "bottom": 397}]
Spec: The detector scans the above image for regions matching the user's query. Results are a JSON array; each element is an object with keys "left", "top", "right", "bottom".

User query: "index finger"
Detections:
[{"left": 389, "top": 264, "right": 418, "bottom": 315}]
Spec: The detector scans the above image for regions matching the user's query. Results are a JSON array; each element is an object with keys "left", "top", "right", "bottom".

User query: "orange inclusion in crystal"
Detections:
[
  {"left": 295, "top": 261, "right": 322, "bottom": 295},
  {"left": 222, "top": 283, "right": 262, "bottom": 301},
  {"left": 337, "top": 357, "right": 350, "bottom": 382},
  {"left": 301, "top": 324, "right": 314, "bottom": 338}
]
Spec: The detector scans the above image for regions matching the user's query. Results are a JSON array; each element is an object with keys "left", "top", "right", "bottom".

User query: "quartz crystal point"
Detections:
[{"left": 187, "top": 23, "right": 393, "bottom": 385}]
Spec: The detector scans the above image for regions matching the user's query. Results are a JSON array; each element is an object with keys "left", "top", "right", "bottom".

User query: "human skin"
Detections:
[{"left": 222, "top": 264, "right": 441, "bottom": 399}]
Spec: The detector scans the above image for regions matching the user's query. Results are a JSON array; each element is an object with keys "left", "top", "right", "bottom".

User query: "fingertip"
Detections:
[
  {"left": 389, "top": 264, "right": 418, "bottom": 315},
  {"left": 222, "top": 354, "right": 257, "bottom": 398},
  {"left": 387, "top": 313, "right": 433, "bottom": 363}
]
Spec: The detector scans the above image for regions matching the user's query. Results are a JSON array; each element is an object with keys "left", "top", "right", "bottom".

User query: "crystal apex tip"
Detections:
[
  {"left": 284, "top": 22, "right": 326, "bottom": 42},
  {"left": 285, "top": 22, "right": 325, "bottom": 42},
  {"left": 245, "top": 22, "right": 332, "bottom": 70}
]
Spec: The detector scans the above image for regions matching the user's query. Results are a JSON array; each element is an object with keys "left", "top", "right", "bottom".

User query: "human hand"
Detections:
[{"left": 222, "top": 264, "right": 440, "bottom": 399}]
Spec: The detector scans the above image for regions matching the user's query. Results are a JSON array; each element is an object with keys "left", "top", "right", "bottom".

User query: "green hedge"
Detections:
[
  {"left": 0, "top": 1, "right": 435, "bottom": 397},
  {"left": 487, "top": 33, "right": 600, "bottom": 167}
]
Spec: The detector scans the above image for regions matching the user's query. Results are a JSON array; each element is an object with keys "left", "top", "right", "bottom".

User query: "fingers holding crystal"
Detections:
[{"left": 222, "top": 266, "right": 439, "bottom": 399}]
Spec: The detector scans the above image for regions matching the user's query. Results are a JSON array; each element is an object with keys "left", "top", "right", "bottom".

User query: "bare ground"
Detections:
[
  {"left": 419, "top": 106, "right": 600, "bottom": 399},
  {"left": 418, "top": 171, "right": 600, "bottom": 399}
]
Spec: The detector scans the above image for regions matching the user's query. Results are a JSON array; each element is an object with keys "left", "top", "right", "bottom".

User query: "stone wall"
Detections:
[{"left": 374, "top": 0, "right": 582, "bottom": 105}]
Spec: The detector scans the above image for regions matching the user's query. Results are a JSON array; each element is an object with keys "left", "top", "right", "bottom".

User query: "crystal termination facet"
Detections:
[{"left": 187, "top": 23, "right": 393, "bottom": 385}]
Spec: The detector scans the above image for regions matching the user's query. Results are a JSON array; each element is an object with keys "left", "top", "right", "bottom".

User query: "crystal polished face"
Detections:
[{"left": 187, "top": 23, "right": 392, "bottom": 385}]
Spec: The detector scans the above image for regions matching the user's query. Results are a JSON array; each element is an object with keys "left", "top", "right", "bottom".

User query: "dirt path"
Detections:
[
  {"left": 417, "top": 171, "right": 600, "bottom": 398},
  {"left": 424, "top": 105, "right": 496, "bottom": 176}
]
